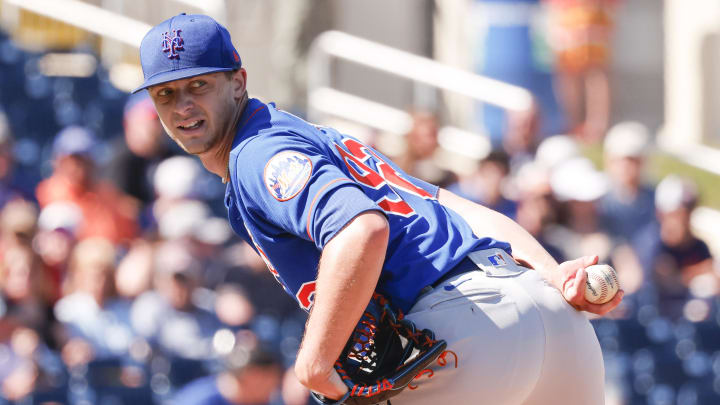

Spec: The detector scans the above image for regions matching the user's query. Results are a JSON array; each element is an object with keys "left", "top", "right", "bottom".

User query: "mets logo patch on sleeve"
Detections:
[{"left": 264, "top": 151, "right": 313, "bottom": 201}]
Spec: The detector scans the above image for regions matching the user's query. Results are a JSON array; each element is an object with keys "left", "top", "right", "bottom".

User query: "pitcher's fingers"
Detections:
[
  {"left": 583, "top": 290, "right": 625, "bottom": 316},
  {"left": 583, "top": 255, "right": 599, "bottom": 267},
  {"left": 567, "top": 267, "right": 588, "bottom": 307}
]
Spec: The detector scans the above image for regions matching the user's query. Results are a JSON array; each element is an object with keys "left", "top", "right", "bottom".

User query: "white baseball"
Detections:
[{"left": 584, "top": 264, "right": 619, "bottom": 304}]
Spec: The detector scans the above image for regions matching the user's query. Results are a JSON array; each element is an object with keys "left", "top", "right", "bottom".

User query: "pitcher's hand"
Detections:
[{"left": 553, "top": 256, "right": 624, "bottom": 316}]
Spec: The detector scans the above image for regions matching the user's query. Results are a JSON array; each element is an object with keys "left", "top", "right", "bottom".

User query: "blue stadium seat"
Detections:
[
  {"left": 650, "top": 343, "right": 689, "bottom": 388},
  {"left": 647, "top": 383, "right": 675, "bottom": 405},
  {"left": 686, "top": 376, "right": 720, "bottom": 405},
  {"left": 694, "top": 321, "right": 720, "bottom": 351},
  {"left": 166, "top": 356, "right": 210, "bottom": 390},
  {"left": 616, "top": 318, "right": 653, "bottom": 351},
  {"left": 683, "top": 350, "right": 712, "bottom": 379}
]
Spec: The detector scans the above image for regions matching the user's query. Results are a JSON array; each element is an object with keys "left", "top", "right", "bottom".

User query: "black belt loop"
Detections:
[{"left": 430, "top": 256, "right": 480, "bottom": 289}]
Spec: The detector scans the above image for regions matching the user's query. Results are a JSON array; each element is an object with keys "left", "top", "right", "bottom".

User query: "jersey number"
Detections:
[
  {"left": 335, "top": 138, "right": 432, "bottom": 216},
  {"left": 296, "top": 281, "right": 316, "bottom": 310}
]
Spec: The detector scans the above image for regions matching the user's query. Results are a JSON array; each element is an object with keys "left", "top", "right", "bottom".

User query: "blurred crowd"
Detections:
[
  {"left": 393, "top": 111, "right": 719, "bottom": 404},
  {"left": 0, "top": 95, "right": 716, "bottom": 404},
  {"left": 0, "top": 92, "right": 312, "bottom": 404},
  {"left": 395, "top": 109, "right": 717, "bottom": 322},
  {"left": 0, "top": 1, "right": 716, "bottom": 404}
]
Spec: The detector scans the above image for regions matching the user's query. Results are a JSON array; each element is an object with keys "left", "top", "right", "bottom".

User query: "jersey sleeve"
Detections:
[{"left": 233, "top": 134, "right": 383, "bottom": 249}]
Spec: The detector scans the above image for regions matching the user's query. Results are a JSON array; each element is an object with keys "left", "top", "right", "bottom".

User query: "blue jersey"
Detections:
[{"left": 224, "top": 99, "right": 511, "bottom": 312}]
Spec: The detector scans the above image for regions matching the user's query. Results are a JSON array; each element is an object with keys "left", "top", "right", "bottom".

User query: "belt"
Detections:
[{"left": 430, "top": 256, "right": 481, "bottom": 288}]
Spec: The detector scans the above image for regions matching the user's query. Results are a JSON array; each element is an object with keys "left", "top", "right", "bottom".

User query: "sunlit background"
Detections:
[{"left": 0, "top": 0, "right": 717, "bottom": 404}]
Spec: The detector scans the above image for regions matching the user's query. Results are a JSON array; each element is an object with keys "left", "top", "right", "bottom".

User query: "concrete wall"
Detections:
[
  {"left": 610, "top": 0, "right": 664, "bottom": 130},
  {"left": 664, "top": 0, "right": 720, "bottom": 147},
  {"left": 331, "top": 0, "right": 434, "bottom": 111}
]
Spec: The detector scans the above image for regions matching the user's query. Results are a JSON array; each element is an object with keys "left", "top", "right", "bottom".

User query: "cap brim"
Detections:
[{"left": 132, "top": 66, "right": 235, "bottom": 93}]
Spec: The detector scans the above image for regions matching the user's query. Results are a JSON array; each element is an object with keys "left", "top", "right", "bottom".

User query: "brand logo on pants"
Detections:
[{"left": 488, "top": 254, "right": 507, "bottom": 267}]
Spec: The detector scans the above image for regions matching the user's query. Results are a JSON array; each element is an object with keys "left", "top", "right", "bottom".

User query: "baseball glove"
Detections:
[{"left": 311, "top": 293, "right": 447, "bottom": 405}]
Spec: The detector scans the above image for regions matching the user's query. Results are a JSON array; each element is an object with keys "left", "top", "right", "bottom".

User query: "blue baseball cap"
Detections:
[
  {"left": 133, "top": 13, "right": 241, "bottom": 93},
  {"left": 52, "top": 126, "right": 97, "bottom": 160}
]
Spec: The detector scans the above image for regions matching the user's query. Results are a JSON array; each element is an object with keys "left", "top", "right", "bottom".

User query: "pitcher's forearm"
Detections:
[
  {"left": 294, "top": 211, "right": 389, "bottom": 397},
  {"left": 437, "top": 188, "right": 560, "bottom": 283}
]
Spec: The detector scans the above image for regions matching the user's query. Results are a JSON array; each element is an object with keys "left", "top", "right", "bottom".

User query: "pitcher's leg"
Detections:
[
  {"left": 391, "top": 273, "right": 545, "bottom": 405},
  {"left": 512, "top": 270, "right": 606, "bottom": 405}
]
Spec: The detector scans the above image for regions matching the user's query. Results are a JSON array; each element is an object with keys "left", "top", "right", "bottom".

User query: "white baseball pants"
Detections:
[{"left": 393, "top": 248, "right": 605, "bottom": 405}]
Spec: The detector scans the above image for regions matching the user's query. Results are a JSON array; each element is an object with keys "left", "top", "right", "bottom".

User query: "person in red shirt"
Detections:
[{"left": 35, "top": 126, "right": 137, "bottom": 245}]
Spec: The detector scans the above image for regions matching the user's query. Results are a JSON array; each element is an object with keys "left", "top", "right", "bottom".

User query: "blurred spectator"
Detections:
[
  {"left": 172, "top": 344, "right": 283, "bottom": 405},
  {"left": 0, "top": 199, "right": 38, "bottom": 252},
  {"left": 470, "top": 0, "right": 567, "bottom": 146},
  {"left": 189, "top": 215, "right": 236, "bottom": 286},
  {"left": 106, "top": 92, "right": 175, "bottom": 212},
  {"left": 151, "top": 155, "right": 207, "bottom": 227},
  {"left": 0, "top": 200, "right": 68, "bottom": 305},
  {"left": 214, "top": 283, "right": 255, "bottom": 332},
  {"left": 502, "top": 103, "right": 540, "bottom": 169},
  {"left": 598, "top": 121, "right": 656, "bottom": 243},
  {"left": 545, "top": 157, "right": 612, "bottom": 262},
  {"left": 114, "top": 239, "right": 154, "bottom": 300},
  {"left": 636, "top": 175, "right": 716, "bottom": 318},
  {"left": 33, "top": 202, "right": 81, "bottom": 296},
  {"left": 0, "top": 111, "right": 36, "bottom": 208},
  {"left": 546, "top": 0, "right": 616, "bottom": 141},
  {"left": 157, "top": 199, "right": 211, "bottom": 243},
  {"left": 153, "top": 193, "right": 236, "bottom": 289},
  {"left": 0, "top": 245, "right": 55, "bottom": 340},
  {"left": 35, "top": 126, "right": 138, "bottom": 244},
  {"left": 513, "top": 162, "right": 564, "bottom": 262},
  {"left": 0, "top": 240, "right": 60, "bottom": 402},
  {"left": 131, "top": 241, "right": 222, "bottom": 361},
  {"left": 54, "top": 238, "right": 135, "bottom": 367},
  {"left": 0, "top": 326, "right": 58, "bottom": 402},
  {"left": 533, "top": 134, "right": 581, "bottom": 172},
  {"left": 394, "top": 110, "right": 454, "bottom": 187},
  {"left": 220, "top": 242, "right": 302, "bottom": 321},
  {"left": 447, "top": 150, "right": 518, "bottom": 219}
]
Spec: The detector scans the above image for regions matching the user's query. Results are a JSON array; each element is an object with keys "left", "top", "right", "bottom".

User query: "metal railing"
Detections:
[{"left": 306, "top": 30, "right": 533, "bottom": 161}]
